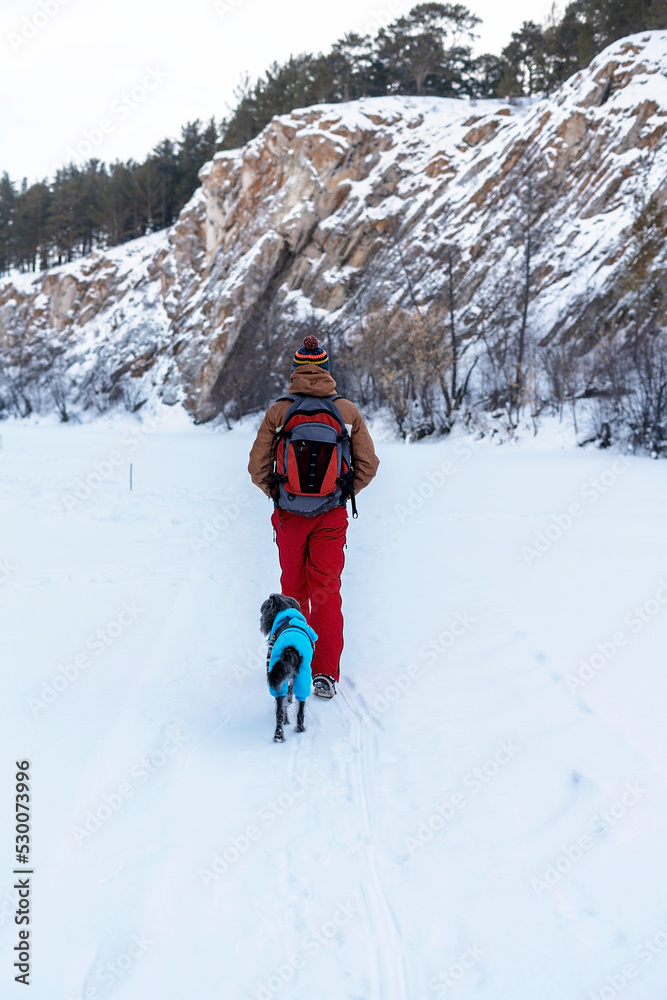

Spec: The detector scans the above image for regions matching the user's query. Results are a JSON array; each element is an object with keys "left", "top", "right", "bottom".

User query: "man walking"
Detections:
[{"left": 248, "top": 336, "right": 379, "bottom": 698}]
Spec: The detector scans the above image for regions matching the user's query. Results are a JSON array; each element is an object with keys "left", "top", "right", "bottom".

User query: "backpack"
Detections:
[{"left": 271, "top": 394, "right": 357, "bottom": 518}]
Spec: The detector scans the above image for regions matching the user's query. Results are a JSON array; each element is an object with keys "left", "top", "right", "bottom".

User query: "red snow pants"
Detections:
[{"left": 270, "top": 505, "right": 348, "bottom": 682}]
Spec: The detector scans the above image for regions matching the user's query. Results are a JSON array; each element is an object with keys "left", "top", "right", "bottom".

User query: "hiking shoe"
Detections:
[{"left": 312, "top": 674, "right": 336, "bottom": 699}]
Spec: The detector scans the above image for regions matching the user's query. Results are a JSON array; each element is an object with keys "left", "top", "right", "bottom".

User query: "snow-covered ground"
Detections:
[{"left": 2, "top": 416, "right": 667, "bottom": 1000}]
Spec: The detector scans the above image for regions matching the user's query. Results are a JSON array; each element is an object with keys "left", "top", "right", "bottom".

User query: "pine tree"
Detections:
[
  {"left": 14, "top": 180, "right": 51, "bottom": 270},
  {"left": 175, "top": 118, "right": 219, "bottom": 208},
  {"left": 80, "top": 160, "right": 107, "bottom": 253},
  {"left": 329, "top": 33, "right": 376, "bottom": 100},
  {"left": 376, "top": 3, "right": 481, "bottom": 96},
  {"left": 546, "top": 0, "right": 666, "bottom": 87},
  {"left": 582, "top": 0, "right": 654, "bottom": 47},
  {"left": 0, "top": 173, "right": 16, "bottom": 274},
  {"left": 469, "top": 54, "right": 505, "bottom": 98},
  {"left": 133, "top": 158, "right": 160, "bottom": 234},
  {"left": 150, "top": 139, "right": 180, "bottom": 231},
  {"left": 220, "top": 75, "right": 261, "bottom": 150},
  {"left": 545, "top": 5, "right": 590, "bottom": 87},
  {"left": 647, "top": 0, "right": 667, "bottom": 28},
  {"left": 102, "top": 161, "right": 135, "bottom": 245},
  {"left": 498, "top": 22, "right": 549, "bottom": 97},
  {"left": 45, "top": 166, "right": 86, "bottom": 263}
]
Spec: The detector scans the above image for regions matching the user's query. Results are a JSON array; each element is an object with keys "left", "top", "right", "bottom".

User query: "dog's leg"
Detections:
[
  {"left": 287, "top": 680, "right": 294, "bottom": 704},
  {"left": 273, "top": 697, "right": 285, "bottom": 743},
  {"left": 296, "top": 700, "right": 306, "bottom": 733}
]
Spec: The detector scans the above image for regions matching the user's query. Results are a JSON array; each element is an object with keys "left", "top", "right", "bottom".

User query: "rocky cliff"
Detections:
[{"left": 2, "top": 32, "right": 667, "bottom": 423}]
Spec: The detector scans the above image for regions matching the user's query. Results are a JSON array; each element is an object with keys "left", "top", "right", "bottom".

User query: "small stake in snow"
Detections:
[{"left": 130, "top": 464, "right": 133, "bottom": 491}]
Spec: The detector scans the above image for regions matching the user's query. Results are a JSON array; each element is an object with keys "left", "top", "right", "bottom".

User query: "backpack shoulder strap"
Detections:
[
  {"left": 329, "top": 396, "right": 351, "bottom": 427},
  {"left": 310, "top": 394, "right": 347, "bottom": 434},
  {"left": 278, "top": 394, "right": 307, "bottom": 429},
  {"left": 272, "top": 396, "right": 298, "bottom": 438}
]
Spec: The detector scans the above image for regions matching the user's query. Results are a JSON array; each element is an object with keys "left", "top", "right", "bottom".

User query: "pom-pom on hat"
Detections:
[{"left": 291, "top": 336, "right": 330, "bottom": 372}]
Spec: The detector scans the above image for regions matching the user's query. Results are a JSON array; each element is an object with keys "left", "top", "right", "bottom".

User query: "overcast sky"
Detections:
[{"left": 1, "top": 0, "right": 557, "bottom": 185}]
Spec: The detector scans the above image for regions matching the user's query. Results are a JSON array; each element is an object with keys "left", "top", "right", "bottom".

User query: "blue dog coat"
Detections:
[{"left": 267, "top": 609, "right": 317, "bottom": 702}]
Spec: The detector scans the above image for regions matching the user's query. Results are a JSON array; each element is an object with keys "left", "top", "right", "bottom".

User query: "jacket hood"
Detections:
[
  {"left": 272, "top": 608, "right": 317, "bottom": 642},
  {"left": 288, "top": 365, "right": 337, "bottom": 398}
]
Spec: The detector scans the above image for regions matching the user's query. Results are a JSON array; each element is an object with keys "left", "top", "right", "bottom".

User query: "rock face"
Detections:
[{"left": 2, "top": 32, "right": 667, "bottom": 421}]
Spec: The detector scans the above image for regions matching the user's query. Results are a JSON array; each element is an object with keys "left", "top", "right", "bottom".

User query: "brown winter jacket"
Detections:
[{"left": 248, "top": 365, "right": 379, "bottom": 499}]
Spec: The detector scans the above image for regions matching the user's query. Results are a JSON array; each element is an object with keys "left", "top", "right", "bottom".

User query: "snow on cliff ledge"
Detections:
[{"left": 2, "top": 32, "right": 667, "bottom": 421}]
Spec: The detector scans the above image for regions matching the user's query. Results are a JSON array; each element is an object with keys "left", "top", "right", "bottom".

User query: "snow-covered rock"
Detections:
[{"left": 2, "top": 32, "right": 667, "bottom": 421}]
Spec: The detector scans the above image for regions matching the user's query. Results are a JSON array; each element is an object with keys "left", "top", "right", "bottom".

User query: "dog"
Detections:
[{"left": 260, "top": 593, "right": 318, "bottom": 743}]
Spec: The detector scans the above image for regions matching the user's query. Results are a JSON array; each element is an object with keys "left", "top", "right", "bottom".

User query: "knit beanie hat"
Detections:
[{"left": 291, "top": 336, "right": 330, "bottom": 372}]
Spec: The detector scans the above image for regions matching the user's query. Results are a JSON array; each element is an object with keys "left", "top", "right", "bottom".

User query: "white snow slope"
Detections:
[{"left": 2, "top": 419, "right": 667, "bottom": 1000}]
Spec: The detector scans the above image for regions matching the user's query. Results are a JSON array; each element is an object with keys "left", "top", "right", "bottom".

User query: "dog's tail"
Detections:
[{"left": 268, "top": 645, "right": 302, "bottom": 692}]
